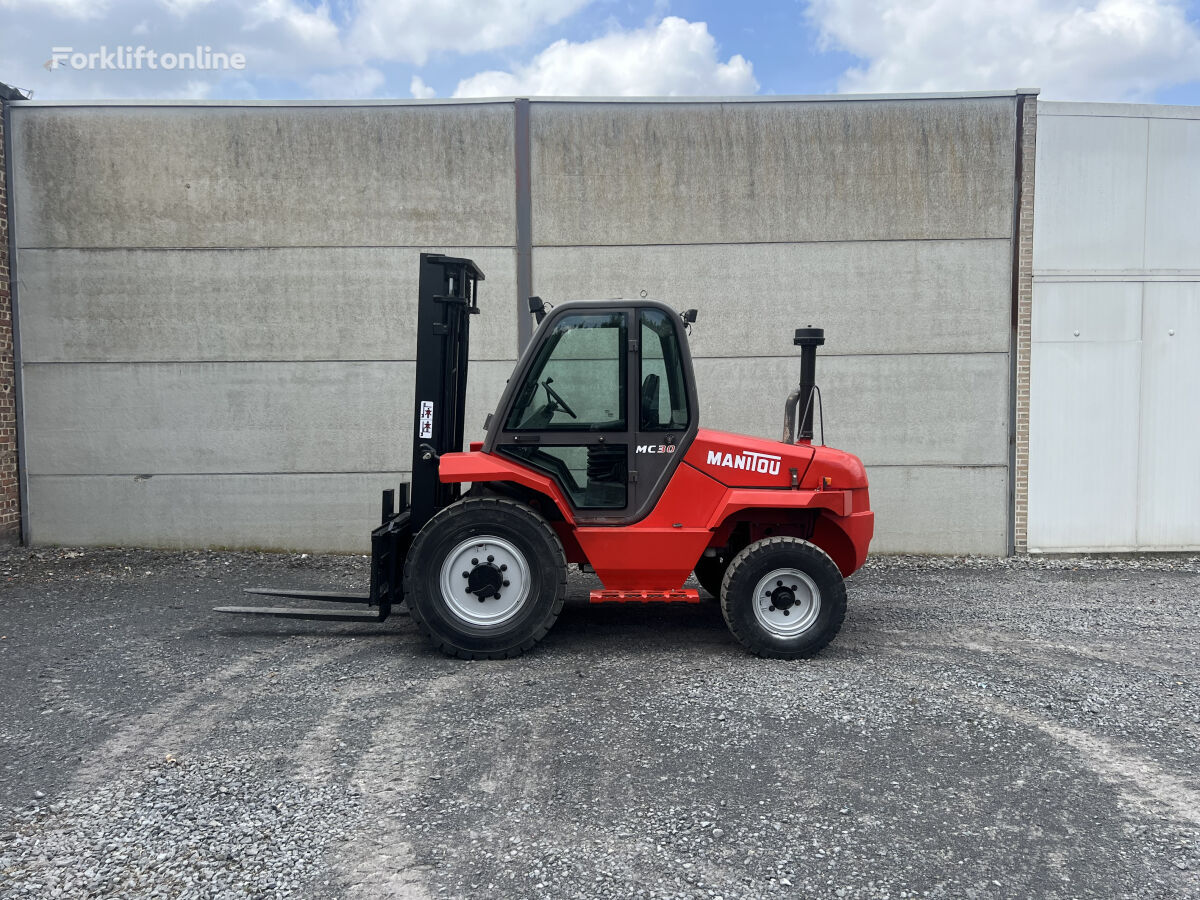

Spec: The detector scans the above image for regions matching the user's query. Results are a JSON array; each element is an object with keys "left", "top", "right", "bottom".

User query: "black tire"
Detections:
[
  {"left": 693, "top": 553, "right": 730, "bottom": 601},
  {"left": 403, "top": 497, "right": 567, "bottom": 660},
  {"left": 720, "top": 537, "right": 846, "bottom": 659}
]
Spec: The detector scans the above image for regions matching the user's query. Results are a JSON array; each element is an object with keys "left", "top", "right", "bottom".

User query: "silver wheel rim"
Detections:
[
  {"left": 752, "top": 567, "right": 821, "bottom": 637},
  {"left": 438, "top": 535, "right": 531, "bottom": 627}
]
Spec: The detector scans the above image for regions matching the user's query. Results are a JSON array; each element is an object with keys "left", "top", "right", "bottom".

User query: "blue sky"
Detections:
[{"left": 2, "top": 0, "right": 1199, "bottom": 104}]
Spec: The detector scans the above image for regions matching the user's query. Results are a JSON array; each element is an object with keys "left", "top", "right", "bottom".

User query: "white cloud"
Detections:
[
  {"left": 808, "top": 0, "right": 1200, "bottom": 101},
  {"left": 0, "top": 0, "right": 596, "bottom": 99},
  {"left": 0, "top": 0, "right": 109, "bottom": 19},
  {"left": 410, "top": 75, "right": 436, "bottom": 99},
  {"left": 307, "top": 66, "right": 386, "bottom": 99},
  {"left": 452, "top": 16, "right": 758, "bottom": 97},
  {"left": 348, "top": 0, "right": 591, "bottom": 66}
]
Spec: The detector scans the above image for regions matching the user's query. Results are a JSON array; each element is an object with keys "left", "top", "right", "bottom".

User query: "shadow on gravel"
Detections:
[{"left": 549, "top": 601, "right": 732, "bottom": 651}]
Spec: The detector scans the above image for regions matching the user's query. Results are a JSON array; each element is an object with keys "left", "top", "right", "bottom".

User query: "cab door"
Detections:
[
  {"left": 630, "top": 307, "right": 696, "bottom": 515},
  {"left": 491, "top": 308, "right": 633, "bottom": 523}
]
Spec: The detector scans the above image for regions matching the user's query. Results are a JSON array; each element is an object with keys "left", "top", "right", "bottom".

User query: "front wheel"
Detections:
[
  {"left": 720, "top": 537, "right": 846, "bottom": 659},
  {"left": 404, "top": 498, "right": 567, "bottom": 659}
]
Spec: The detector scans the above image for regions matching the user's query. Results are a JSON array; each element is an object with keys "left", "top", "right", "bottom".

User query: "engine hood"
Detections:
[
  {"left": 684, "top": 428, "right": 868, "bottom": 490},
  {"left": 684, "top": 428, "right": 814, "bottom": 488}
]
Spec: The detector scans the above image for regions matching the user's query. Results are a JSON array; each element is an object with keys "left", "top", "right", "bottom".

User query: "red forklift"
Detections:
[{"left": 219, "top": 254, "right": 874, "bottom": 658}]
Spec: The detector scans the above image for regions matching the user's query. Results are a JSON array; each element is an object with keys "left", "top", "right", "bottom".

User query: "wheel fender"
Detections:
[{"left": 811, "top": 512, "right": 862, "bottom": 578}]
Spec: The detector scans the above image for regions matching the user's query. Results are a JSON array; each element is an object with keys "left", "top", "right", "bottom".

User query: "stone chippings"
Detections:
[
  {"left": 0, "top": 759, "right": 363, "bottom": 899},
  {"left": 0, "top": 545, "right": 1198, "bottom": 899}
]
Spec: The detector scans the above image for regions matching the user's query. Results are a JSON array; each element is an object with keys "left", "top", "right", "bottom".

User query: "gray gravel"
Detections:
[{"left": 0, "top": 547, "right": 1198, "bottom": 899}]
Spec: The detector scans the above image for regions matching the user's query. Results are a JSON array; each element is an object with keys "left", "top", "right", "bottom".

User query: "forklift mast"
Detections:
[
  {"left": 409, "top": 253, "right": 485, "bottom": 533},
  {"left": 365, "top": 254, "right": 484, "bottom": 619}
]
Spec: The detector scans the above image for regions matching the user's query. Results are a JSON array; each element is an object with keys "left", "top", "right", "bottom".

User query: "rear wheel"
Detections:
[
  {"left": 720, "top": 537, "right": 846, "bottom": 659},
  {"left": 404, "top": 498, "right": 567, "bottom": 659}
]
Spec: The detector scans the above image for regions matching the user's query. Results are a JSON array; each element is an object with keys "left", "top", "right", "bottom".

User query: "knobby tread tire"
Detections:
[
  {"left": 719, "top": 536, "right": 847, "bottom": 659},
  {"left": 403, "top": 497, "right": 567, "bottom": 660}
]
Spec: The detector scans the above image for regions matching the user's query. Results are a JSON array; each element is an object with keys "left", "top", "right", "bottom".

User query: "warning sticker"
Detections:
[{"left": 419, "top": 401, "right": 434, "bottom": 439}]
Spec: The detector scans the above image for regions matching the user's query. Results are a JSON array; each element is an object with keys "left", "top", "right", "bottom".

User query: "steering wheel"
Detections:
[{"left": 542, "top": 378, "right": 578, "bottom": 419}]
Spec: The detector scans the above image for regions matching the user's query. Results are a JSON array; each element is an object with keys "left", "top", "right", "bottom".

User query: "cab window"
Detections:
[
  {"left": 639, "top": 309, "right": 690, "bottom": 431},
  {"left": 506, "top": 312, "right": 627, "bottom": 431}
]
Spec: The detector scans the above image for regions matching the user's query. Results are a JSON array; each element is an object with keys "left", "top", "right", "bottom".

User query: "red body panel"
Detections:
[{"left": 439, "top": 427, "right": 874, "bottom": 591}]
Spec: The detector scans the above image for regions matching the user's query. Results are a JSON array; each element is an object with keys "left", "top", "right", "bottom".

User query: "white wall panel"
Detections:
[
  {"left": 1031, "top": 282, "right": 1142, "bottom": 342},
  {"left": 1028, "top": 337, "right": 1141, "bottom": 550},
  {"left": 1136, "top": 283, "right": 1200, "bottom": 546},
  {"left": 1033, "top": 114, "right": 1147, "bottom": 272},
  {"left": 1145, "top": 118, "right": 1200, "bottom": 270},
  {"left": 1031, "top": 103, "right": 1200, "bottom": 551}
]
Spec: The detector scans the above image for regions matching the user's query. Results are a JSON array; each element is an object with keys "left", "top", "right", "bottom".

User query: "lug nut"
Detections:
[
  {"left": 500, "top": 564, "right": 508, "bottom": 571},
  {"left": 462, "top": 571, "right": 469, "bottom": 578},
  {"left": 503, "top": 580, "right": 510, "bottom": 586},
  {"left": 777, "top": 580, "right": 783, "bottom": 586},
  {"left": 783, "top": 609, "right": 790, "bottom": 616},
  {"left": 487, "top": 555, "right": 494, "bottom": 563},
  {"left": 471, "top": 558, "right": 478, "bottom": 566},
  {"left": 769, "top": 606, "right": 776, "bottom": 612}
]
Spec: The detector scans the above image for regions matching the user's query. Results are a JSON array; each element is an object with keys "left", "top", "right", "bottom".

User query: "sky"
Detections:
[{"left": 1, "top": 0, "right": 1199, "bottom": 104}]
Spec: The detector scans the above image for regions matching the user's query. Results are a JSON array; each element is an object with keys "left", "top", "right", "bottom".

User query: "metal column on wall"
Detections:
[{"left": 514, "top": 98, "right": 533, "bottom": 351}]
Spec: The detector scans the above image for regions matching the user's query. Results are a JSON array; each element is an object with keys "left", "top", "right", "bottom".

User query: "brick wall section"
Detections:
[
  {"left": 0, "top": 97, "right": 20, "bottom": 544},
  {"left": 1012, "top": 95, "right": 1037, "bottom": 553}
]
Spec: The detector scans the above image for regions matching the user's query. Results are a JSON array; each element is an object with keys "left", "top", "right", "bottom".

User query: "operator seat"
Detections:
[{"left": 640, "top": 373, "right": 660, "bottom": 430}]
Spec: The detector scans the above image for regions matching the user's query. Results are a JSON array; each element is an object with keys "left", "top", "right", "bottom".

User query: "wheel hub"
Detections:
[
  {"left": 752, "top": 567, "right": 821, "bottom": 637},
  {"left": 769, "top": 583, "right": 797, "bottom": 611},
  {"left": 438, "top": 536, "right": 529, "bottom": 627},
  {"left": 465, "top": 562, "right": 505, "bottom": 600}
]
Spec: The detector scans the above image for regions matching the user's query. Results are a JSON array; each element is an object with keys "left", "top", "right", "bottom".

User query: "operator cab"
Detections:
[{"left": 484, "top": 300, "right": 700, "bottom": 524}]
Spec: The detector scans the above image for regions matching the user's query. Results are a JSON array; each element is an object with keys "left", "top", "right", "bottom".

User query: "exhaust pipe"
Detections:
[{"left": 782, "top": 327, "right": 825, "bottom": 444}]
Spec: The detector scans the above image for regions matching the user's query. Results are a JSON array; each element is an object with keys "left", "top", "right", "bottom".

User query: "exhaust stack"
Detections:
[{"left": 783, "top": 327, "right": 825, "bottom": 444}]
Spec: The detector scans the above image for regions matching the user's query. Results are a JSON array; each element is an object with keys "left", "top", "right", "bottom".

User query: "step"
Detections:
[{"left": 589, "top": 589, "right": 700, "bottom": 604}]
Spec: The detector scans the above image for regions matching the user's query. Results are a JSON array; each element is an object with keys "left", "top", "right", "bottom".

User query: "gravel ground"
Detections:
[{"left": 0, "top": 546, "right": 1197, "bottom": 899}]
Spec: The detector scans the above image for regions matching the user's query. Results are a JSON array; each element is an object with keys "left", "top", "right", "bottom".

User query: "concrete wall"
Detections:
[
  {"left": 10, "top": 101, "right": 519, "bottom": 551},
  {"left": 530, "top": 97, "right": 1024, "bottom": 554},
  {"left": 1029, "top": 102, "right": 1200, "bottom": 551},
  {"left": 9, "top": 94, "right": 1028, "bottom": 554}
]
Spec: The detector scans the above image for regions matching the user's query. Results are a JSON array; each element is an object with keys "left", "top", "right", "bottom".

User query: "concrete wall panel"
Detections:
[
  {"left": 1032, "top": 114, "right": 1147, "bottom": 272},
  {"left": 694, "top": 354, "right": 1009, "bottom": 468},
  {"left": 530, "top": 98, "right": 1016, "bottom": 246},
  {"left": 865, "top": 465, "right": 1008, "bottom": 555},
  {"left": 22, "top": 359, "right": 512, "bottom": 476},
  {"left": 534, "top": 240, "right": 1013, "bottom": 356},
  {"left": 27, "top": 473, "right": 407, "bottom": 552},
  {"left": 1145, "top": 117, "right": 1200, "bottom": 270},
  {"left": 11, "top": 104, "right": 516, "bottom": 249},
  {"left": 17, "top": 247, "right": 518, "bottom": 362}
]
